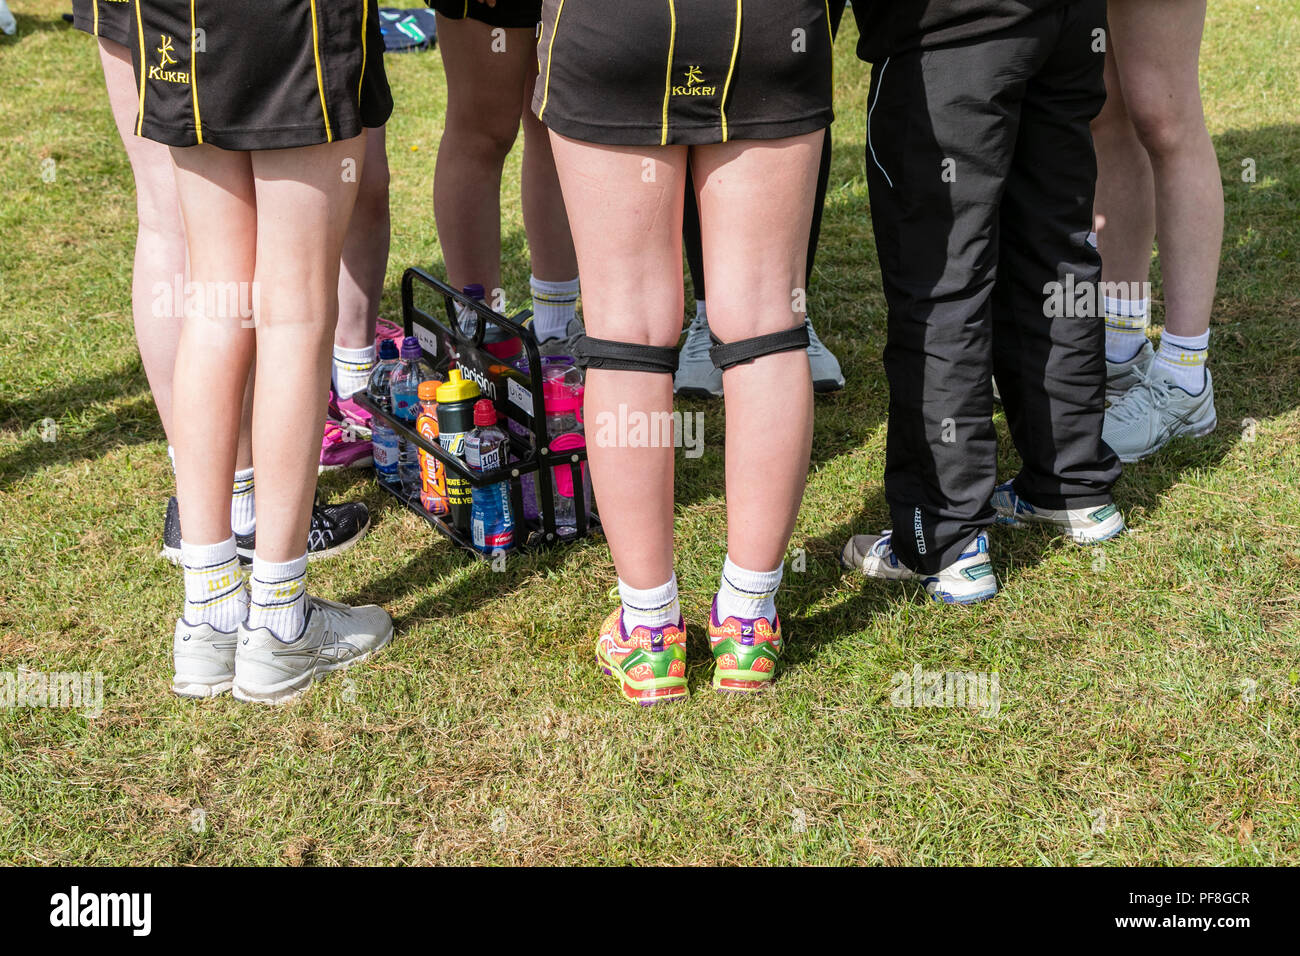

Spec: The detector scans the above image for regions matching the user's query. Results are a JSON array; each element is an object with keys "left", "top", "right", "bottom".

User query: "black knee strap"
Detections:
[
  {"left": 572, "top": 335, "right": 679, "bottom": 374},
  {"left": 709, "top": 325, "right": 810, "bottom": 371}
]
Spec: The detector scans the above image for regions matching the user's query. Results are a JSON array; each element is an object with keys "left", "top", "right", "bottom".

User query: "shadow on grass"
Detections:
[
  {"left": 0, "top": 364, "right": 162, "bottom": 490},
  {"left": 3, "top": 14, "right": 77, "bottom": 42}
]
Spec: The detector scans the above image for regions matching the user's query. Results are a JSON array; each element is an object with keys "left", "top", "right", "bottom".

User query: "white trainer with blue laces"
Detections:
[
  {"left": 990, "top": 482, "right": 1125, "bottom": 545},
  {"left": 841, "top": 530, "right": 998, "bottom": 605}
]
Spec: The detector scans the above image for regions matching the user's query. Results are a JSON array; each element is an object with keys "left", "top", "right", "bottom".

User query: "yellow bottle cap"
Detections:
[{"left": 435, "top": 368, "right": 481, "bottom": 403}]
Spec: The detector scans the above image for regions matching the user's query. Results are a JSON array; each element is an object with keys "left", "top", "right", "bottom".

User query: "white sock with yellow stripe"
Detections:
[
  {"left": 181, "top": 537, "right": 247, "bottom": 634},
  {"left": 1153, "top": 330, "right": 1210, "bottom": 395},
  {"left": 1103, "top": 295, "right": 1149, "bottom": 363},
  {"left": 333, "top": 344, "right": 375, "bottom": 400},
  {"left": 530, "top": 275, "right": 580, "bottom": 342},
  {"left": 247, "top": 553, "right": 308, "bottom": 643},
  {"left": 231, "top": 468, "right": 255, "bottom": 536},
  {"left": 618, "top": 574, "right": 680, "bottom": 632},
  {"left": 716, "top": 556, "right": 782, "bottom": 622}
]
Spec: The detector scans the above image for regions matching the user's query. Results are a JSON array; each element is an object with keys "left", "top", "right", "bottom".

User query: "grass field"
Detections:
[{"left": 1, "top": 1, "right": 1297, "bottom": 865}]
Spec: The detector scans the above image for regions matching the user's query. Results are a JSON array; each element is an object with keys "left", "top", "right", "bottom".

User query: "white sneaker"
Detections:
[
  {"left": 232, "top": 596, "right": 393, "bottom": 704},
  {"left": 1104, "top": 366, "right": 1216, "bottom": 463},
  {"left": 674, "top": 310, "right": 723, "bottom": 398},
  {"left": 805, "top": 316, "right": 845, "bottom": 393},
  {"left": 173, "top": 620, "right": 238, "bottom": 698},
  {"left": 990, "top": 481, "right": 1124, "bottom": 544},
  {"left": 1106, "top": 339, "right": 1155, "bottom": 404},
  {"left": 841, "top": 530, "right": 998, "bottom": 605}
]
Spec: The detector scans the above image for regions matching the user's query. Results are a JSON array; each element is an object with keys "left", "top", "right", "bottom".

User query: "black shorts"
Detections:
[
  {"left": 70, "top": 0, "right": 133, "bottom": 47},
  {"left": 133, "top": 0, "right": 393, "bottom": 150},
  {"left": 428, "top": 0, "right": 541, "bottom": 29},
  {"left": 533, "top": 0, "right": 833, "bottom": 146}
]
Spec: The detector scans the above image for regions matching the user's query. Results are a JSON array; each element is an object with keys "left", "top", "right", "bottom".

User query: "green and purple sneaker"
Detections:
[
  {"left": 595, "top": 608, "right": 688, "bottom": 706},
  {"left": 708, "top": 598, "right": 783, "bottom": 694}
]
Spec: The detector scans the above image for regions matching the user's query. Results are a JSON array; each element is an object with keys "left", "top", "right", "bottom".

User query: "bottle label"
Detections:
[
  {"left": 439, "top": 430, "right": 467, "bottom": 457},
  {"left": 374, "top": 435, "right": 399, "bottom": 481},
  {"left": 417, "top": 415, "right": 448, "bottom": 515},
  {"left": 393, "top": 390, "right": 418, "bottom": 421},
  {"left": 472, "top": 518, "right": 514, "bottom": 551},
  {"left": 467, "top": 441, "right": 503, "bottom": 474}
]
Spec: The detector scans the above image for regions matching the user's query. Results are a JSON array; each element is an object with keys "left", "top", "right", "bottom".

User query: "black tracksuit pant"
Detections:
[{"left": 864, "top": 0, "right": 1121, "bottom": 574}]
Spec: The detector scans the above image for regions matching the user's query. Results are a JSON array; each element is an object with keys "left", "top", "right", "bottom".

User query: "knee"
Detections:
[
  {"left": 1126, "top": 97, "right": 1204, "bottom": 162},
  {"left": 444, "top": 107, "right": 520, "bottom": 165}
]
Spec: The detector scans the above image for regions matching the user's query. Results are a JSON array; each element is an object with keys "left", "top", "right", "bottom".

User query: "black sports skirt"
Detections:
[
  {"left": 428, "top": 0, "right": 541, "bottom": 29},
  {"left": 132, "top": 0, "right": 393, "bottom": 150},
  {"left": 71, "top": 0, "right": 134, "bottom": 46},
  {"left": 533, "top": 0, "right": 834, "bottom": 146}
]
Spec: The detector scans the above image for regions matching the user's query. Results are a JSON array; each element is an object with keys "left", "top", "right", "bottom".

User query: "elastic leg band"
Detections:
[
  {"left": 709, "top": 325, "right": 810, "bottom": 371},
  {"left": 573, "top": 335, "right": 679, "bottom": 374}
]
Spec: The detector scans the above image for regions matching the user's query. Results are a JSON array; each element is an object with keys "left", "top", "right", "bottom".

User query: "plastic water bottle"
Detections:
[
  {"left": 390, "top": 336, "right": 438, "bottom": 497},
  {"left": 368, "top": 338, "right": 401, "bottom": 486},
  {"left": 458, "top": 284, "right": 521, "bottom": 365},
  {"left": 465, "top": 399, "right": 515, "bottom": 554}
]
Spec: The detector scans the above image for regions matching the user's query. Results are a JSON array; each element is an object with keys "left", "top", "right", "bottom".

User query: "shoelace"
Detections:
[
  {"left": 1108, "top": 375, "right": 1173, "bottom": 427},
  {"left": 803, "top": 317, "right": 824, "bottom": 353},
  {"left": 310, "top": 497, "right": 339, "bottom": 534},
  {"left": 681, "top": 313, "right": 713, "bottom": 362}
]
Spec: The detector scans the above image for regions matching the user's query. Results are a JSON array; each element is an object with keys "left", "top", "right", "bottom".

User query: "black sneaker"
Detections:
[
  {"left": 305, "top": 497, "right": 370, "bottom": 562},
  {"left": 160, "top": 496, "right": 367, "bottom": 565}
]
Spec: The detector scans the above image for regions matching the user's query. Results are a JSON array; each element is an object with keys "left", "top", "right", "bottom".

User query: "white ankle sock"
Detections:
[
  {"left": 1153, "top": 330, "right": 1210, "bottom": 395},
  {"left": 231, "top": 468, "right": 255, "bottom": 536},
  {"left": 333, "top": 344, "right": 376, "bottom": 400},
  {"left": 247, "top": 553, "right": 308, "bottom": 643},
  {"left": 716, "top": 556, "right": 782, "bottom": 622},
  {"left": 530, "top": 275, "right": 580, "bottom": 342},
  {"left": 181, "top": 537, "right": 247, "bottom": 633},
  {"left": 167, "top": 445, "right": 176, "bottom": 474},
  {"left": 1103, "top": 295, "right": 1149, "bottom": 363},
  {"left": 618, "top": 575, "right": 680, "bottom": 632}
]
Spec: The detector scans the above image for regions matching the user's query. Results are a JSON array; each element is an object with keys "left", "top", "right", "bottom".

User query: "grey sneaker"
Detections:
[
  {"left": 1103, "top": 366, "right": 1216, "bottom": 463},
  {"left": 173, "top": 619, "right": 238, "bottom": 698},
  {"left": 537, "top": 316, "right": 585, "bottom": 358},
  {"left": 990, "top": 481, "right": 1125, "bottom": 544},
  {"left": 1106, "top": 338, "right": 1155, "bottom": 404},
  {"left": 232, "top": 596, "right": 393, "bottom": 705},
  {"left": 674, "top": 310, "right": 723, "bottom": 398},
  {"left": 805, "top": 316, "right": 845, "bottom": 393}
]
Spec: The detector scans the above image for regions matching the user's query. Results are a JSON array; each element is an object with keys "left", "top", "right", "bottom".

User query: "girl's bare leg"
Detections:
[
  {"left": 248, "top": 140, "right": 363, "bottom": 560},
  {"left": 433, "top": 16, "right": 534, "bottom": 295},
  {"left": 168, "top": 147, "right": 257, "bottom": 547},
  {"left": 336, "top": 126, "right": 389, "bottom": 351},
  {"left": 1101, "top": 0, "right": 1222, "bottom": 337},
  {"left": 1092, "top": 46, "right": 1157, "bottom": 297},
  {"left": 549, "top": 133, "right": 687, "bottom": 588},
  {"left": 100, "top": 38, "right": 254, "bottom": 470},
  {"left": 520, "top": 62, "right": 577, "bottom": 283},
  {"left": 692, "top": 133, "right": 821, "bottom": 572}
]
